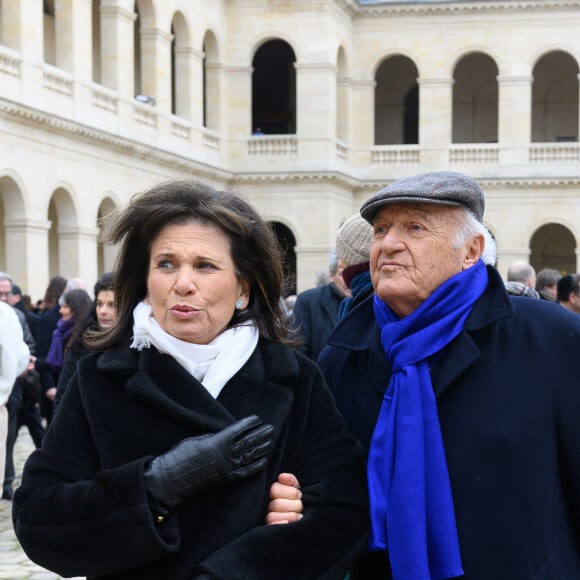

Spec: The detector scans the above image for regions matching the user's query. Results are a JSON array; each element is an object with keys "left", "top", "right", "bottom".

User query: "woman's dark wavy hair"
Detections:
[
  {"left": 63, "top": 289, "right": 94, "bottom": 350},
  {"left": 42, "top": 275, "right": 67, "bottom": 310},
  {"left": 88, "top": 180, "right": 292, "bottom": 350}
]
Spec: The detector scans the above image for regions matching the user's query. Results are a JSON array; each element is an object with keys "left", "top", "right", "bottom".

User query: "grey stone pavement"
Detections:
[{"left": 0, "top": 430, "right": 83, "bottom": 579}]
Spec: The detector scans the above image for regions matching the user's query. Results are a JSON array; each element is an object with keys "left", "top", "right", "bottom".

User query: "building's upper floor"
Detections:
[{"left": 1, "top": 0, "right": 580, "bottom": 182}]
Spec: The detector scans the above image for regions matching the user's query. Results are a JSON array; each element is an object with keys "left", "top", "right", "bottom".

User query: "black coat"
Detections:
[
  {"left": 318, "top": 266, "right": 580, "bottom": 580},
  {"left": 13, "top": 338, "right": 369, "bottom": 579},
  {"left": 292, "top": 283, "right": 344, "bottom": 361}
]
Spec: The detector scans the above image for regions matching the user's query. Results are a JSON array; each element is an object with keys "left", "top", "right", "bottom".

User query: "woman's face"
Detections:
[
  {"left": 95, "top": 290, "right": 117, "bottom": 329},
  {"left": 147, "top": 220, "right": 249, "bottom": 345},
  {"left": 59, "top": 303, "right": 72, "bottom": 321}
]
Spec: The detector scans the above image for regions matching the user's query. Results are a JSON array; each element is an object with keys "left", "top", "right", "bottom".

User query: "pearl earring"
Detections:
[{"left": 235, "top": 299, "right": 243, "bottom": 309}]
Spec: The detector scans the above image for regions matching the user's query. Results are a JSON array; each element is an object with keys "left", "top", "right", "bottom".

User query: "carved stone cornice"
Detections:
[
  {"left": 232, "top": 171, "right": 360, "bottom": 189},
  {"left": 0, "top": 98, "right": 231, "bottom": 181},
  {"left": 357, "top": 0, "right": 580, "bottom": 16}
]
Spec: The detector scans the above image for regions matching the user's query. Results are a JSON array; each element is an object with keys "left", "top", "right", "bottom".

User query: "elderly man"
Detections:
[
  {"left": 316, "top": 171, "right": 580, "bottom": 579},
  {"left": 504, "top": 260, "right": 540, "bottom": 298}
]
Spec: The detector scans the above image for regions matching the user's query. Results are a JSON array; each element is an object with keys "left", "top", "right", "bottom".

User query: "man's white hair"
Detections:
[{"left": 454, "top": 208, "right": 497, "bottom": 266}]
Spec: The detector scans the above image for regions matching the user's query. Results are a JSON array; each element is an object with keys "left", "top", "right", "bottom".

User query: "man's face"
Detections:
[
  {"left": 331, "top": 259, "right": 352, "bottom": 298},
  {"left": 0, "top": 280, "right": 11, "bottom": 303},
  {"left": 370, "top": 203, "right": 477, "bottom": 317}
]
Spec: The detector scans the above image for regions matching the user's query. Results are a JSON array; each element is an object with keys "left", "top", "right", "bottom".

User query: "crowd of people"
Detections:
[{"left": 2, "top": 172, "right": 580, "bottom": 578}]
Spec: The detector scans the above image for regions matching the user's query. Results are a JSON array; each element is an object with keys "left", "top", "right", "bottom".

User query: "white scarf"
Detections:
[{"left": 130, "top": 301, "right": 259, "bottom": 399}]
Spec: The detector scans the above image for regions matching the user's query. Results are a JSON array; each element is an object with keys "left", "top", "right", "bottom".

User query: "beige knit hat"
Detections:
[{"left": 335, "top": 213, "right": 373, "bottom": 266}]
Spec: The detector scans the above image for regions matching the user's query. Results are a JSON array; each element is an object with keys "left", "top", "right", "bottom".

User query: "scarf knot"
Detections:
[{"left": 368, "top": 260, "right": 488, "bottom": 580}]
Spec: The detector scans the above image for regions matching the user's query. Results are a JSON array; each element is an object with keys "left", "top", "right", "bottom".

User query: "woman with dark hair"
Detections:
[
  {"left": 53, "top": 272, "right": 117, "bottom": 411},
  {"left": 34, "top": 276, "right": 67, "bottom": 424},
  {"left": 13, "top": 180, "right": 369, "bottom": 579},
  {"left": 34, "top": 288, "right": 93, "bottom": 423}
]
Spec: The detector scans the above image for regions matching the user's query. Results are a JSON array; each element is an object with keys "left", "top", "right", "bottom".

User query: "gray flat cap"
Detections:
[{"left": 360, "top": 171, "right": 485, "bottom": 223}]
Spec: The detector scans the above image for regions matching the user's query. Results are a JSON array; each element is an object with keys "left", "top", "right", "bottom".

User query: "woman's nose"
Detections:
[{"left": 173, "top": 268, "right": 195, "bottom": 294}]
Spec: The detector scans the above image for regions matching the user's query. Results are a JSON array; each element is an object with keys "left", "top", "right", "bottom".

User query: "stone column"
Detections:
[
  {"left": 497, "top": 75, "right": 533, "bottom": 164},
  {"left": 139, "top": 26, "right": 173, "bottom": 114},
  {"left": 99, "top": 2, "right": 136, "bottom": 97},
  {"left": 173, "top": 45, "right": 199, "bottom": 122},
  {"left": 349, "top": 79, "right": 375, "bottom": 165},
  {"left": 295, "top": 62, "right": 336, "bottom": 159},
  {"left": 3, "top": 218, "right": 51, "bottom": 299},
  {"left": 57, "top": 226, "right": 99, "bottom": 286},
  {"left": 57, "top": 0, "right": 92, "bottom": 81},
  {"left": 418, "top": 77, "right": 453, "bottom": 166},
  {"left": 204, "top": 60, "right": 222, "bottom": 132}
]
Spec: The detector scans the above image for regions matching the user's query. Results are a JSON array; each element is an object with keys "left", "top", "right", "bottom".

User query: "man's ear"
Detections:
[{"left": 463, "top": 234, "right": 484, "bottom": 269}]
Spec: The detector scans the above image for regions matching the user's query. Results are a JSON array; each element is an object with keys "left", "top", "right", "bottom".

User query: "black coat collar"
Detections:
[{"left": 94, "top": 338, "right": 302, "bottom": 432}]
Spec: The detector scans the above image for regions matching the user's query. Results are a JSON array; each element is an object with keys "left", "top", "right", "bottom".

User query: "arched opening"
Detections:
[
  {"left": 92, "top": 0, "right": 102, "bottom": 83},
  {"left": 43, "top": 0, "right": 56, "bottom": 65},
  {"left": 133, "top": 3, "right": 142, "bottom": 96},
  {"left": 452, "top": 52, "right": 499, "bottom": 143},
  {"left": 374, "top": 55, "right": 419, "bottom": 145},
  {"left": 47, "top": 188, "right": 78, "bottom": 279},
  {"left": 532, "top": 51, "right": 579, "bottom": 142},
  {"left": 530, "top": 223, "right": 576, "bottom": 274},
  {"left": 48, "top": 198, "right": 59, "bottom": 276},
  {"left": 252, "top": 40, "right": 296, "bottom": 135},
  {"left": 203, "top": 30, "right": 219, "bottom": 130},
  {"left": 270, "top": 222, "right": 296, "bottom": 296},
  {"left": 336, "top": 46, "right": 349, "bottom": 143},
  {"left": 0, "top": 0, "right": 4, "bottom": 46},
  {"left": 0, "top": 176, "right": 27, "bottom": 276},
  {"left": 170, "top": 12, "right": 190, "bottom": 118}
]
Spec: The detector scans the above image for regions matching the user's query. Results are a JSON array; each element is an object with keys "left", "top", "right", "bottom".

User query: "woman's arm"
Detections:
[{"left": 194, "top": 367, "right": 369, "bottom": 579}]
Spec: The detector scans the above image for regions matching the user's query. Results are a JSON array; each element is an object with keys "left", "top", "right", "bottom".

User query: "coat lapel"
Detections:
[
  {"left": 98, "top": 340, "right": 297, "bottom": 436},
  {"left": 430, "top": 266, "right": 514, "bottom": 398}
]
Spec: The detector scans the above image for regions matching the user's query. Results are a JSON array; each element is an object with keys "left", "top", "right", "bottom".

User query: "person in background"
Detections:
[
  {"left": 504, "top": 259, "right": 540, "bottom": 298},
  {"left": 9, "top": 284, "right": 39, "bottom": 338},
  {"left": 291, "top": 253, "right": 349, "bottom": 361},
  {"left": 34, "top": 288, "right": 93, "bottom": 424},
  {"left": 34, "top": 276, "right": 67, "bottom": 424},
  {"left": 335, "top": 212, "right": 374, "bottom": 320},
  {"left": 535, "top": 267, "right": 561, "bottom": 301},
  {"left": 0, "top": 272, "right": 35, "bottom": 501},
  {"left": 0, "top": 301, "right": 31, "bottom": 494},
  {"left": 54, "top": 272, "right": 117, "bottom": 410},
  {"left": 314, "top": 170, "right": 580, "bottom": 579},
  {"left": 13, "top": 179, "right": 369, "bottom": 579},
  {"left": 556, "top": 273, "right": 580, "bottom": 314},
  {"left": 284, "top": 294, "right": 297, "bottom": 318}
]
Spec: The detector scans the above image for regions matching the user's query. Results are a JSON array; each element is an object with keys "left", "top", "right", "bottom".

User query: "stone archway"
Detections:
[{"left": 530, "top": 223, "right": 576, "bottom": 274}]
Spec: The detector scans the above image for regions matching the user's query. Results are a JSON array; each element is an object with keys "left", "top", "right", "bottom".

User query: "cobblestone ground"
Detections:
[{"left": 0, "top": 430, "right": 83, "bottom": 579}]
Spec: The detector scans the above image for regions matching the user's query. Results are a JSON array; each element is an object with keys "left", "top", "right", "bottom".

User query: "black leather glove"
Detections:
[{"left": 144, "top": 415, "right": 274, "bottom": 514}]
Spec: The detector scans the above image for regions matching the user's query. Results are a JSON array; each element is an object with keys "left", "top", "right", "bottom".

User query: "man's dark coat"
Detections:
[
  {"left": 292, "top": 283, "right": 344, "bottom": 361},
  {"left": 13, "top": 339, "right": 369, "bottom": 579},
  {"left": 318, "top": 266, "right": 580, "bottom": 580}
]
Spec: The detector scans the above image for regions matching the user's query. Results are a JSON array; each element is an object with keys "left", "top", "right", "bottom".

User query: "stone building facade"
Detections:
[{"left": 1, "top": 0, "right": 579, "bottom": 298}]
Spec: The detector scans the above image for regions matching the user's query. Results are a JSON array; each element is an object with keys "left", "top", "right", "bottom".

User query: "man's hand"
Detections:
[{"left": 266, "top": 472, "right": 303, "bottom": 525}]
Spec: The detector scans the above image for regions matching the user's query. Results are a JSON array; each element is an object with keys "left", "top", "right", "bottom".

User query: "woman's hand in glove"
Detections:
[{"left": 144, "top": 415, "right": 275, "bottom": 514}]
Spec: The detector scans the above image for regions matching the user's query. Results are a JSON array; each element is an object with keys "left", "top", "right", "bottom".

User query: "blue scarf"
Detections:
[
  {"left": 46, "top": 318, "right": 74, "bottom": 370},
  {"left": 368, "top": 260, "right": 488, "bottom": 580}
]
